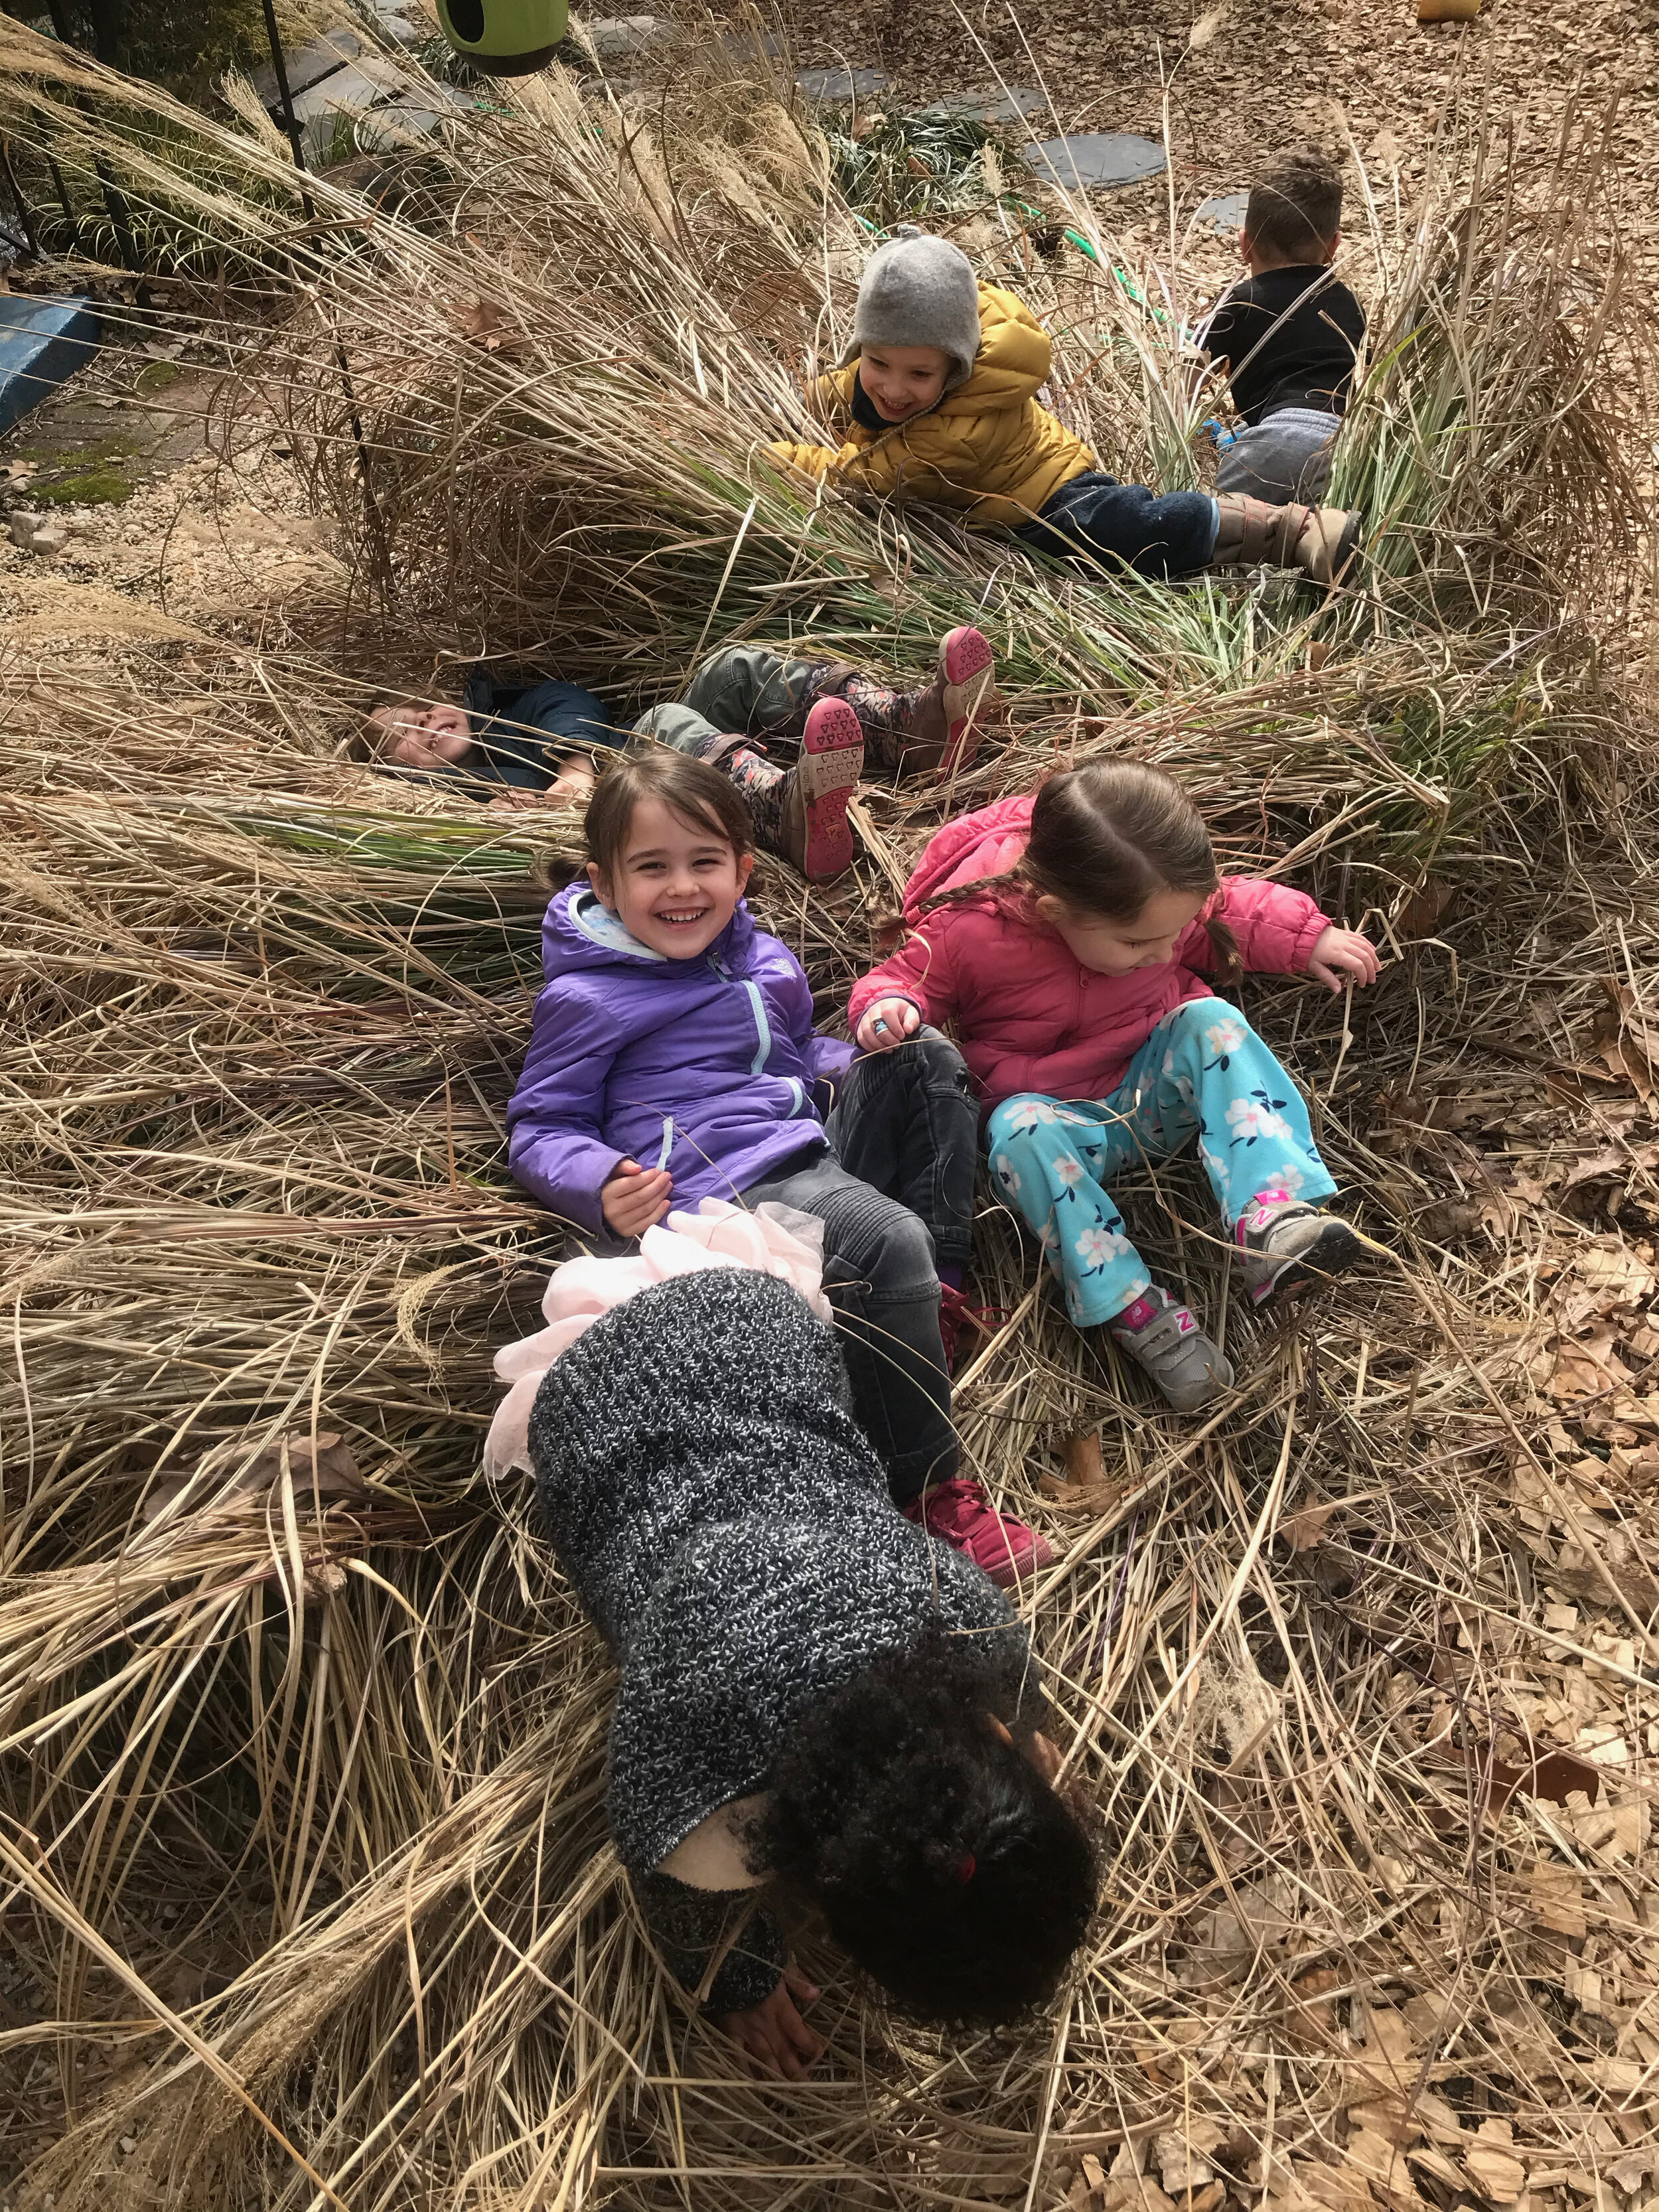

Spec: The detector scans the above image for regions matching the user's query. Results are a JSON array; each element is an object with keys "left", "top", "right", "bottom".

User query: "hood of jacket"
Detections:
[
  {"left": 540, "top": 880, "right": 761, "bottom": 982},
  {"left": 902, "top": 792, "right": 1036, "bottom": 917}
]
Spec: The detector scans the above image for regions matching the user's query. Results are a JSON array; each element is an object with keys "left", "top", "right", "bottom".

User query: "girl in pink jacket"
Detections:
[{"left": 847, "top": 762, "right": 1379, "bottom": 1412}]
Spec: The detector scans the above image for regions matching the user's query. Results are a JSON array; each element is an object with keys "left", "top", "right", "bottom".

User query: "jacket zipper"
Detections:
[{"left": 711, "top": 954, "right": 774, "bottom": 1076}]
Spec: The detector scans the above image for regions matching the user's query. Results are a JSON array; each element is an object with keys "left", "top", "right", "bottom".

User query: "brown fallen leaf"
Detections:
[
  {"left": 1544, "top": 1321, "right": 1636, "bottom": 1400},
  {"left": 1487, "top": 1749, "right": 1603, "bottom": 1818},
  {"left": 1043, "top": 1431, "right": 1125, "bottom": 1512},
  {"left": 1593, "top": 980, "right": 1659, "bottom": 1108},
  {"left": 1281, "top": 1495, "right": 1341, "bottom": 1550},
  {"left": 459, "top": 298, "right": 529, "bottom": 359},
  {"left": 143, "top": 1428, "right": 364, "bottom": 1524},
  {"left": 1396, "top": 878, "right": 1457, "bottom": 938}
]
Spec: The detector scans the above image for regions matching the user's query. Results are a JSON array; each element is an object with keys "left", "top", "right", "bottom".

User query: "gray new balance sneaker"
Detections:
[
  {"left": 1236, "top": 1196, "right": 1364, "bottom": 1306},
  {"left": 1107, "top": 1287, "right": 1235, "bottom": 1414}
]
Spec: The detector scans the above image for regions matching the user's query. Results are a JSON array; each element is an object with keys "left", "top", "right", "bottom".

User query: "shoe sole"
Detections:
[
  {"left": 936, "top": 625, "right": 995, "bottom": 780},
  {"left": 1249, "top": 1217, "right": 1365, "bottom": 1305},
  {"left": 792, "top": 697, "right": 863, "bottom": 880},
  {"left": 1320, "top": 510, "right": 1364, "bottom": 587},
  {"left": 983, "top": 1530, "right": 1055, "bottom": 1588}
]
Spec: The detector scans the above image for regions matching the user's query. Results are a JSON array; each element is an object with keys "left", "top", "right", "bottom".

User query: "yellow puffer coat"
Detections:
[{"left": 769, "top": 283, "right": 1097, "bottom": 531}]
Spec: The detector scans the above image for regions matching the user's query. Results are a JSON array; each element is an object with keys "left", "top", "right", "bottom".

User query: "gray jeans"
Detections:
[
  {"left": 743, "top": 1033, "right": 978, "bottom": 1504},
  {"left": 1216, "top": 407, "right": 1342, "bottom": 503},
  {"left": 634, "top": 646, "right": 815, "bottom": 758}
]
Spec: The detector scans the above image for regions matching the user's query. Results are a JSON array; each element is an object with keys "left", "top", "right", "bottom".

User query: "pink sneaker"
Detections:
[
  {"left": 935, "top": 625, "right": 996, "bottom": 780},
  {"left": 902, "top": 1477, "right": 1054, "bottom": 1588},
  {"left": 780, "top": 696, "right": 863, "bottom": 881}
]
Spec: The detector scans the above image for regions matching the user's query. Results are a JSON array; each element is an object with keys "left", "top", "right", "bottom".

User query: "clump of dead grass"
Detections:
[{"left": 1, "top": 19, "right": 1658, "bottom": 2212}]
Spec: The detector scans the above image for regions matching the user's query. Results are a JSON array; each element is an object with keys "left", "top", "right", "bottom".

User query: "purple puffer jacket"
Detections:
[{"left": 508, "top": 885, "right": 857, "bottom": 1234}]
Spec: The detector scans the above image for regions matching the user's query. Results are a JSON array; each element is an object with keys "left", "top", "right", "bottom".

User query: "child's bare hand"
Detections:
[
  {"left": 601, "top": 1161, "right": 672, "bottom": 1237},
  {"left": 1307, "top": 926, "right": 1379, "bottom": 993},
  {"left": 856, "top": 999, "right": 920, "bottom": 1053},
  {"left": 715, "top": 1967, "right": 823, "bottom": 2081}
]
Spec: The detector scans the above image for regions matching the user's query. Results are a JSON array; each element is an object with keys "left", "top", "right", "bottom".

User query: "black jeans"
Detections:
[{"left": 742, "top": 1033, "right": 978, "bottom": 1504}]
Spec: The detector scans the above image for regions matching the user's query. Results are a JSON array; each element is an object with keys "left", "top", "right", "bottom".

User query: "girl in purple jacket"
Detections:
[{"left": 506, "top": 749, "right": 1050, "bottom": 1585}]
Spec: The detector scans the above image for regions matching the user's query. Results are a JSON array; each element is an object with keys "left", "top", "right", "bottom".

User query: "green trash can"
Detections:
[{"left": 435, "top": 0, "right": 567, "bottom": 74}]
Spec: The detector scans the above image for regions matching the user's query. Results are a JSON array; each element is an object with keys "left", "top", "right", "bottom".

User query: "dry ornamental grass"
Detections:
[{"left": 0, "top": 13, "right": 1657, "bottom": 2212}]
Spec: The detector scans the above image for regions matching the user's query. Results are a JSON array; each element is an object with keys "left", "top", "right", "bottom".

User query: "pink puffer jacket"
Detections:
[{"left": 847, "top": 794, "right": 1331, "bottom": 1112}]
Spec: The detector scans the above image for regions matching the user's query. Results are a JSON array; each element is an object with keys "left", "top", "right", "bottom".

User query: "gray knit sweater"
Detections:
[{"left": 528, "top": 1267, "right": 1034, "bottom": 2012}]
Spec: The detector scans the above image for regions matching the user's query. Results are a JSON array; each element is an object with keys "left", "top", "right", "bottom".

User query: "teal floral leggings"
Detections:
[{"left": 984, "top": 999, "right": 1336, "bottom": 1328}]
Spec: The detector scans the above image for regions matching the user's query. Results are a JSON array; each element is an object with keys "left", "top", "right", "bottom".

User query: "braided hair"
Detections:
[{"left": 912, "top": 759, "right": 1240, "bottom": 982}]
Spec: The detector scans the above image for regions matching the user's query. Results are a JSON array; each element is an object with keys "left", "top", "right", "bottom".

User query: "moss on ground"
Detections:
[{"left": 35, "top": 468, "right": 135, "bottom": 505}]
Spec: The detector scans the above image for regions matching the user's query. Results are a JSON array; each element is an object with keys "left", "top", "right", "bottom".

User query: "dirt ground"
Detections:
[
  {"left": 790, "top": 0, "right": 1659, "bottom": 293},
  {"left": 0, "top": 330, "right": 342, "bottom": 666}
]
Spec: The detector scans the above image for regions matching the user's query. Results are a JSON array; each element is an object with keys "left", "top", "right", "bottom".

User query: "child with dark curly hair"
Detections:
[{"left": 528, "top": 1264, "right": 1097, "bottom": 2074}]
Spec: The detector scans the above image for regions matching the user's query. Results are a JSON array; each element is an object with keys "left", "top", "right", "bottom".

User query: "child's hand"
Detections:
[
  {"left": 601, "top": 1160, "right": 672, "bottom": 1237},
  {"left": 856, "top": 999, "right": 920, "bottom": 1053},
  {"left": 1307, "top": 926, "right": 1380, "bottom": 993},
  {"left": 714, "top": 1967, "right": 823, "bottom": 2081}
]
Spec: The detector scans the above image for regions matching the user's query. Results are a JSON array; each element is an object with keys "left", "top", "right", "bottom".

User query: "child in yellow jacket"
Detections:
[{"left": 772, "top": 228, "right": 1362, "bottom": 586}]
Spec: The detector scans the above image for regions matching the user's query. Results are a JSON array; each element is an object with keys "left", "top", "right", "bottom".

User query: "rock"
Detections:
[
  {"left": 1022, "top": 132, "right": 1167, "bottom": 192},
  {"left": 358, "top": 86, "right": 476, "bottom": 151},
  {"left": 1194, "top": 189, "right": 1250, "bottom": 233},
  {"left": 922, "top": 84, "right": 1048, "bottom": 122},
  {"left": 8, "top": 506, "right": 43, "bottom": 547},
  {"left": 796, "top": 64, "right": 891, "bottom": 100},
  {"left": 250, "top": 24, "right": 366, "bottom": 108},
  {"left": 29, "top": 522, "right": 70, "bottom": 557},
  {"left": 585, "top": 14, "right": 676, "bottom": 58}
]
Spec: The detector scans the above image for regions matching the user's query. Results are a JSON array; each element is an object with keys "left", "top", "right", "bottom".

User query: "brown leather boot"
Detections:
[
  {"left": 1212, "top": 495, "right": 1363, "bottom": 585},
  {"left": 835, "top": 626, "right": 999, "bottom": 780}
]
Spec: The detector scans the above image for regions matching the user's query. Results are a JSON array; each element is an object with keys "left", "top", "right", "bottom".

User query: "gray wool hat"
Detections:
[{"left": 847, "top": 226, "right": 983, "bottom": 392}]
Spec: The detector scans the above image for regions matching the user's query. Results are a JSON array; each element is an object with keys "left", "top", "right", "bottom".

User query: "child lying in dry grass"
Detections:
[
  {"left": 366, "top": 630, "right": 999, "bottom": 883},
  {"left": 364, "top": 670, "right": 620, "bottom": 808}
]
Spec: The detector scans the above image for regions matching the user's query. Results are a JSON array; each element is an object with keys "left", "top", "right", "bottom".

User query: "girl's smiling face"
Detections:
[
  {"left": 589, "top": 795, "right": 754, "bottom": 960},
  {"left": 859, "top": 342, "right": 952, "bottom": 423},
  {"left": 1036, "top": 885, "right": 1207, "bottom": 976}
]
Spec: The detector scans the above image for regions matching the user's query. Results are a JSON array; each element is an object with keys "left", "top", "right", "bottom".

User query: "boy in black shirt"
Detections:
[{"left": 1202, "top": 151, "right": 1366, "bottom": 504}]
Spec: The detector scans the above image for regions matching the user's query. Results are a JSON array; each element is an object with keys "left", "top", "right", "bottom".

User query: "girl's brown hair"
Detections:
[
  {"left": 584, "top": 747, "right": 755, "bottom": 883},
  {"left": 921, "top": 760, "right": 1239, "bottom": 980}
]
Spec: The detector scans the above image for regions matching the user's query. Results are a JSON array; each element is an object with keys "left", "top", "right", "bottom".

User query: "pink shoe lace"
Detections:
[
  {"left": 902, "top": 1477, "right": 1054, "bottom": 1589},
  {"left": 936, "top": 1284, "right": 1007, "bottom": 1373}
]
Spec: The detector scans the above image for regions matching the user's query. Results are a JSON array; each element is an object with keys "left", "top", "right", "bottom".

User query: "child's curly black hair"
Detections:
[{"left": 758, "top": 1632, "right": 1097, "bottom": 2026}]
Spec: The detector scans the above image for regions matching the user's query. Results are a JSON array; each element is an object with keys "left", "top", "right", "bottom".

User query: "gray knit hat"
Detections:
[{"left": 847, "top": 227, "right": 982, "bottom": 392}]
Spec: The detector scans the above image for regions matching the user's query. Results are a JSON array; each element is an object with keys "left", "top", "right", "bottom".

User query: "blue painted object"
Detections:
[{"left": 0, "top": 296, "right": 100, "bottom": 437}]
